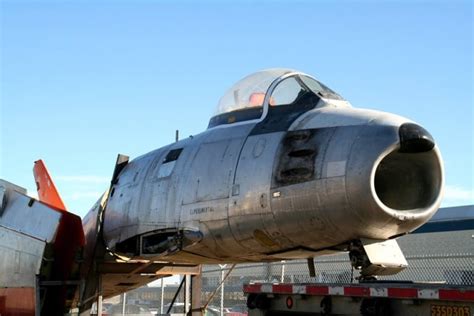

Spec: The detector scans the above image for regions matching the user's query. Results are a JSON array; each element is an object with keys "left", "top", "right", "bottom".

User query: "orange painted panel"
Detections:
[
  {"left": 0, "top": 288, "right": 35, "bottom": 316},
  {"left": 33, "top": 159, "right": 67, "bottom": 211}
]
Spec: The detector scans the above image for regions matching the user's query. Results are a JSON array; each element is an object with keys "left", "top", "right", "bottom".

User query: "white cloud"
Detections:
[
  {"left": 67, "top": 191, "right": 103, "bottom": 201},
  {"left": 56, "top": 175, "right": 110, "bottom": 184},
  {"left": 443, "top": 185, "right": 474, "bottom": 206}
]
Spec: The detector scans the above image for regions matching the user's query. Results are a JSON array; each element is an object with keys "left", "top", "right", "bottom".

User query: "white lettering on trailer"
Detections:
[
  {"left": 261, "top": 284, "right": 272, "bottom": 293},
  {"left": 370, "top": 287, "right": 388, "bottom": 297},
  {"left": 418, "top": 289, "right": 439, "bottom": 300},
  {"left": 293, "top": 285, "right": 307, "bottom": 294},
  {"left": 329, "top": 286, "right": 344, "bottom": 295}
]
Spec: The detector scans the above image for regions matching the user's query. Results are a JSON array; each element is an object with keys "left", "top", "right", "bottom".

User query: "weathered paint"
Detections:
[
  {"left": 0, "top": 288, "right": 35, "bottom": 316},
  {"left": 0, "top": 180, "right": 84, "bottom": 315}
]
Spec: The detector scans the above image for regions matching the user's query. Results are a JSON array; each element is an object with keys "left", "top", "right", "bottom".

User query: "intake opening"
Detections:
[{"left": 374, "top": 149, "right": 442, "bottom": 210}]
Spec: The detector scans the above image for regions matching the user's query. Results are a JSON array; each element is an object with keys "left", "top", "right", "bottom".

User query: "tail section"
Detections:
[
  {"left": 33, "top": 159, "right": 67, "bottom": 211},
  {"left": 31, "top": 160, "right": 85, "bottom": 313}
]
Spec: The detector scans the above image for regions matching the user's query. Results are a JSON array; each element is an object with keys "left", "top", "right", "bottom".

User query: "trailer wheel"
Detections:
[
  {"left": 247, "top": 293, "right": 257, "bottom": 310},
  {"left": 247, "top": 293, "right": 270, "bottom": 310},
  {"left": 360, "top": 298, "right": 391, "bottom": 316},
  {"left": 320, "top": 296, "right": 332, "bottom": 315},
  {"left": 255, "top": 294, "right": 270, "bottom": 310}
]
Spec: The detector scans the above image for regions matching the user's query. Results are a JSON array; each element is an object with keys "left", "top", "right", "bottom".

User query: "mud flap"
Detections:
[{"left": 359, "top": 238, "right": 408, "bottom": 277}]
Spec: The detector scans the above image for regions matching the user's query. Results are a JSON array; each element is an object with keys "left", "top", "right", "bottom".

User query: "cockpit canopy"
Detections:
[{"left": 209, "top": 68, "right": 346, "bottom": 128}]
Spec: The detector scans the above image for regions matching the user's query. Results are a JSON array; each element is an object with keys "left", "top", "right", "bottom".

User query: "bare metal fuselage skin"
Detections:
[{"left": 95, "top": 101, "right": 443, "bottom": 264}]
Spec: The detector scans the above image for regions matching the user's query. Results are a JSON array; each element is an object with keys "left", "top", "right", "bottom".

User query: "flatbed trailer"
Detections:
[{"left": 243, "top": 282, "right": 474, "bottom": 316}]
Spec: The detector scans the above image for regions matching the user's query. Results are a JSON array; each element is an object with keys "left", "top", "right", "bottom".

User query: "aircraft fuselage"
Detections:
[{"left": 99, "top": 100, "right": 443, "bottom": 264}]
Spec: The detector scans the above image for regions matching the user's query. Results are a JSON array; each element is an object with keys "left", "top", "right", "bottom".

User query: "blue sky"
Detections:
[{"left": 1, "top": 0, "right": 472, "bottom": 218}]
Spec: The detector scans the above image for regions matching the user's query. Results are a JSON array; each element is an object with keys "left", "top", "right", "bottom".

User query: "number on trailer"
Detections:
[{"left": 430, "top": 305, "right": 471, "bottom": 316}]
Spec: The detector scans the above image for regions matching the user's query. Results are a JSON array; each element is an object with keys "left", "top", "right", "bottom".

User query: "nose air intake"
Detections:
[
  {"left": 399, "top": 123, "right": 435, "bottom": 153},
  {"left": 373, "top": 123, "right": 442, "bottom": 211}
]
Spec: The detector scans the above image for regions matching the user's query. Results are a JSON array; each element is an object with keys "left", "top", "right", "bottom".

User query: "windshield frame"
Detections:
[{"left": 208, "top": 70, "right": 343, "bottom": 129}]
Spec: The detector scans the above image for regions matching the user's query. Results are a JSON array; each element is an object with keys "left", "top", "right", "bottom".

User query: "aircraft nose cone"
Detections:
[{"left": 399, "top": 123, "right": 435, "bottom": 153}]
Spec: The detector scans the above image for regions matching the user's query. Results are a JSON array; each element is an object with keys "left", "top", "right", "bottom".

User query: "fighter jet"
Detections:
[{"left": 0, "top": 69, "right": 444, "bottom": 315}]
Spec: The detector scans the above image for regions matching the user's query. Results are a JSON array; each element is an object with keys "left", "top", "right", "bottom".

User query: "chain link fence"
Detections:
[{"left": 200, "top": 252, "right": 474, "bottom": 312}]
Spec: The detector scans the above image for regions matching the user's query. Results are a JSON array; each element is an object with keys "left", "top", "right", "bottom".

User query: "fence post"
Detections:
[
  {"left": 219, "top": 264, "right": 227, "bottom": 316},
  {"left": 160, "top": 278, "right": 165, "bottom": 315}
]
